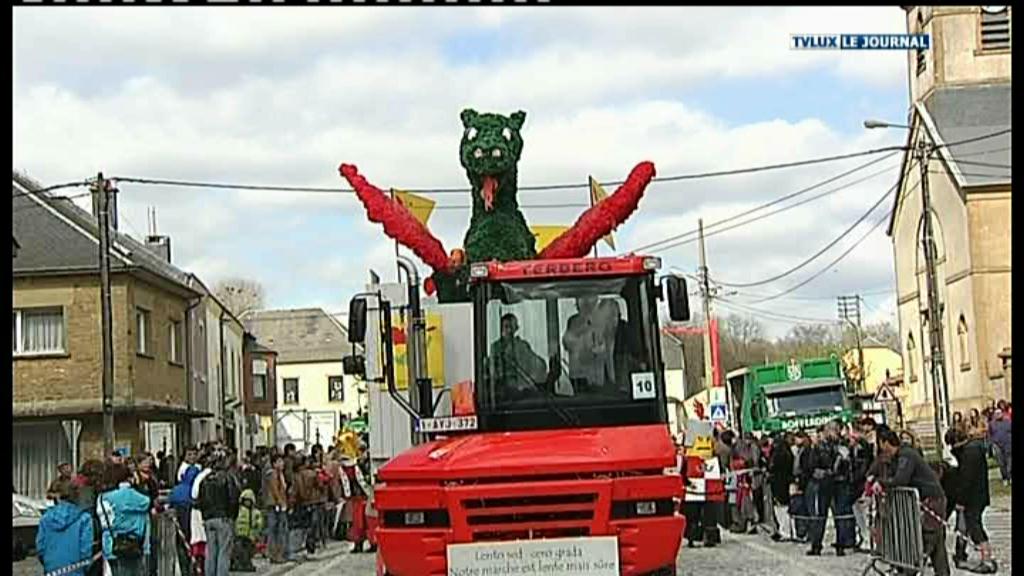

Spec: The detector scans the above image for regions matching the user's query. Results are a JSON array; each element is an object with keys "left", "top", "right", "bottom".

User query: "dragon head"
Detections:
[{"left": 459, "top": 109, "right": 526, "bottom": 211}]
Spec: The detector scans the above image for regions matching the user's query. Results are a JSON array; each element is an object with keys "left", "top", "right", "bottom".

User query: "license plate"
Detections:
[
  {"left": 446, "top": 536, "right": 619, "bottom": 576},
  {"left": 417, "top": 415, "right": 478, "bottom": 433}
]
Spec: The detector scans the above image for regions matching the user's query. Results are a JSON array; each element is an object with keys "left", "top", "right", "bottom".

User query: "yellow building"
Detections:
[{"left": 889, "top": 7, "right": 1012, "bottom": 444}]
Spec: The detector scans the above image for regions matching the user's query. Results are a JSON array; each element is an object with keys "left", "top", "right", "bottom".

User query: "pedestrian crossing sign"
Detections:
[
  {"left": 874, "top": 383, "right": 897, "bottom": 403},
  {"left": 709, "top": 403, "right": 727, "bottom": 421}
]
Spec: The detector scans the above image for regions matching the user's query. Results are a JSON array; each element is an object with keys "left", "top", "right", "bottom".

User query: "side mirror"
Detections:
[
  {"left": 348, "top": 297, "right": 368, "bottom": 344},
  {"left": 342, "top": 355, "right": 366, "bottom": 377},
  {"left": 665, "top": 276, "right": 690, "bottom": 322}
]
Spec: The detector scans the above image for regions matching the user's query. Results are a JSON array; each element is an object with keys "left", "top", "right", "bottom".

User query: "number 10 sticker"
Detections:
[{"left": 631, "top": 372, "right": 656, "bottom": 400}]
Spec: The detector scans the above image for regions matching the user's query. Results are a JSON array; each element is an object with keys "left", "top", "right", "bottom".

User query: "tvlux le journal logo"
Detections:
[{"left": 791, "top": 34, "right": 931, "bottom": 50}]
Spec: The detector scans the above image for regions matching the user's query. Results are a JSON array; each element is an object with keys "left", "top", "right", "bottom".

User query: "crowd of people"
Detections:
[
  {"left": 676, "top": 399, "right": 1011, "bottom": 576},
  {"left": 35, "top": 430, "right": 377, "bottom": 576}
]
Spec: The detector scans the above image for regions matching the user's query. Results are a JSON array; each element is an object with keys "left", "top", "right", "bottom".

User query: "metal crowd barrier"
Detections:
[{"left": 861, "top": 487, "right": 926, "bottom": 576}]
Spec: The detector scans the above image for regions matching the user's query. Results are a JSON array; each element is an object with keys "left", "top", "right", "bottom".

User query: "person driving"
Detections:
[
  {"left": 490, "top": 313, "right": 547, "bottom": 396},
  {"left": 563, "top": 296, "right": 614, "bottom": 393}
]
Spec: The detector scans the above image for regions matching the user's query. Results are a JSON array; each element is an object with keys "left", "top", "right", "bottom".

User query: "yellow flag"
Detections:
[
  {"left": 589, "top": 176, "right": 616, "bottom": 250},
  {"left": 530, "top": 225, "right": 570, "bottom": 252},
  {"left": 385, "top": 312, "right": 446, "bottom": 391},
  {"left": 392, "top": 189, "right": 436, "bottom": 227}
]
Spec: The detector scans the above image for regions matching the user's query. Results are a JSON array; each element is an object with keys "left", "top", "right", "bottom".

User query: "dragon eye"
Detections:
[
  {"left": 502, "top": 127, "right": 513, "bottom": 141},
  {"left": 466, "top": 127, "right": 478, "bottom": 141}
]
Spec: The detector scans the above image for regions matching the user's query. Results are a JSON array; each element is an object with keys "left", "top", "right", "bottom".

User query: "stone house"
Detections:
[{"left": 12, "top": 173, "right": 209, "bottom": 498}]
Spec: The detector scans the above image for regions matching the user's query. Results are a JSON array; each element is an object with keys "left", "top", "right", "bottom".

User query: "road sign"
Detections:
[
  {"left": 874, "top": 383, "right": 897, "bottom": 403},
  {"left": 709, "top": 403, "right": 727, "bottom": 422}
]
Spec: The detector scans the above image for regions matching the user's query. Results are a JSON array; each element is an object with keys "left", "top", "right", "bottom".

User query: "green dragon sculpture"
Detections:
[{"left": 339, "top": 109, "right": 656, "bottom": 302}]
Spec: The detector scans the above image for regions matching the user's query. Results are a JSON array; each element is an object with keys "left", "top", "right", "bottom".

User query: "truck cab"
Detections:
[{"left": 345, "top": 255, "right": 690, "bottom": 576}]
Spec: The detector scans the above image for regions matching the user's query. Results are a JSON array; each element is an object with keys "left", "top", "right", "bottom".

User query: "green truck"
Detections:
[{"left": 725, "top": 356, "right": 864, "bottom": 433}]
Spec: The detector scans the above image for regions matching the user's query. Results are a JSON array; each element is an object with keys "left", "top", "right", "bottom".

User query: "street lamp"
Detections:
[
  {"left": 864, "top": 118, "right": 951, "bottom": 461},
  {"left": 863, "top": 119, "right": 911, "bottom": 130}
]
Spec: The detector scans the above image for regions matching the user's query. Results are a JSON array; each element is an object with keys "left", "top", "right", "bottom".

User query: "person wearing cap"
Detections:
[{"left": 47, "top": 462, "right": 75, "bottom": 502}]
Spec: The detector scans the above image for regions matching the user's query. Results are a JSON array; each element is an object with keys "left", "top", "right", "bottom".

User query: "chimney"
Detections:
[
  {"left": 143, "top": 206, "right": 169, "bottom": 262},
  {"left": 146, "top": 235, "right": 172, "bottom": 263}
]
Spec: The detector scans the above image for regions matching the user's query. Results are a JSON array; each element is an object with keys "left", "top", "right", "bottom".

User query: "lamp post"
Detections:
[{"left": 865, "top": 119, "right": 950, "bottom": 460}]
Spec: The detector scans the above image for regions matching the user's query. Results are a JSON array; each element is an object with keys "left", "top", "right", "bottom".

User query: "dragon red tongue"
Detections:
[{"left": 481, "top": 176, "right": 498, "bottom": 211}]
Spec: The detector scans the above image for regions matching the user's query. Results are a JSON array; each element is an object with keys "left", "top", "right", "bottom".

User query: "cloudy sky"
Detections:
[{"left": 13, "top": 7, "right": 912, "bottom": 338}]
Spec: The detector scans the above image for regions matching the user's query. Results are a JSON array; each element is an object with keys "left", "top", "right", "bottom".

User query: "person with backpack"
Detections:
[
  {"left": 96, "top": 464, "right": 151, "bottom": 576},
  {"left": 168, "top": 465, "right": 200, "bottom": 576},
  {"left": 231, "top": 489, "right": 264, "bottom": 572},
  {"left": 196, "top": 453, "right": 241, "bottom": 576},
  {"left": 36, "top": 483, "right": 94, "bottom": 576}
]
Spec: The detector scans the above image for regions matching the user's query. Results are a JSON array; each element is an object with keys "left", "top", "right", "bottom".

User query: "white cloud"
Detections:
[{"left": 13, "top": 7, "right": 910, "bottom": 337}]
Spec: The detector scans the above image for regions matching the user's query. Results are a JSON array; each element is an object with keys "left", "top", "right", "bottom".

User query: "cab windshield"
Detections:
[
  {"left": 765, "top": 387, "right": 846, "bottom": 416},
  {"left": 475, "top": 276, "right": 666, "bottom": 431}
]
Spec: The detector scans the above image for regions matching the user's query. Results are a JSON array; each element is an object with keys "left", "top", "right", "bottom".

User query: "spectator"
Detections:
[
  {"left": 876, "top": 429, "right": 950, "bottom": 576},
  {"left": 899, "top": 429, "right": 925, "bottom": 458},
  {"left": 848, "top": 421, "right": 873, "bottom": 550},
  {"left": 789, "top": 431, "right": 811, "bottom": 543},
  {"left": 132, "top": 454, "right": 161, "bottom": 576},
  {"left": 189, "top": 455, "right": 214, "bottom": 571},
  {"left": 945, "top": 428, "right": 996, "bottom": 572},
  {"left": 168, "top": 465, "right": 200, "bottom": 576},
  {"left": 97, "top": 464, "right": 151, "bottom": 576},
  {"left": 768, "top": 433, "right": 793, "bottom": 542},
  {"left": 196, "top": 453, "right": 240, "bottom": 576},
  {"left": 241, "top": 452, "right": 261, "bottom": 497},
  {"left": 264, "top": 454, "right": 291, "bottom": 564},
  {"left": 967, "top": 408, "right": 988, "bottom": 441},
  {"left": 231, "top": 489, "right": 264, "bottom": 572},
  {"left": 295, "top": 456, "right": 324, "bottom": 555},
  {"left": 73, "top": 459, "right": 106, "bottom": 576},
  {"left": 952, "top": 411, "right": 966, "bottom": 435},
  {"left": 177, "top": 447, "right": 199, "bottom": 483},
  {"left": 988, "top": 408, "right": 1011, "bottom": 485},
  {"left": 47, "top": 462, "right": 75, "bottom": 502},
  {"left": 36, "top": 483, "right": 94, "bottom": 576},
  {"left": 340, "top": 449, "right": 373, "bottom": 553}
]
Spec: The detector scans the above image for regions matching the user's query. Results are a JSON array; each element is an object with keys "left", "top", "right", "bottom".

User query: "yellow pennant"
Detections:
[
  {"left": 589, "top": 176, "right": 616, "bottom": 250},
  {"left": 392, "top": 189, "right": 436, "bottom": 227},
  {"left": 530, "top": 225, "right": 570, "bottom": 252}
]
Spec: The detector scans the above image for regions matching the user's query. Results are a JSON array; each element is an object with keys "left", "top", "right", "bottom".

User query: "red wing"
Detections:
[
  {"left": 339, "top": 164, "right": 450, "bottom": 273},
  {"left": 538, "top": 161, "right": 655, "bottom": 259}
]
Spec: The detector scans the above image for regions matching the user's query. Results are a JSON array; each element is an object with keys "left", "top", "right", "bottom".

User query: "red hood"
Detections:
[{"left": 378, "top": 424, "right": 674, "bottom": 482}]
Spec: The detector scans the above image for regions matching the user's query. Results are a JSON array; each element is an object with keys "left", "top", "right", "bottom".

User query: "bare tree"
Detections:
[{"left": 213, "top": 278, "right": 265, "bottom": 317}]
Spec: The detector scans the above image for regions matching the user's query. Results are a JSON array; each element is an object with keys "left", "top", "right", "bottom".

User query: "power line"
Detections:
[
  {"left": 710, "top": 184, "right": 896, "bottom": 288},
  {"left": 631, "top": 152, "right": 899, "bottom": 253},
  {"left": 740, "top": 203, "right": 901, "bottom": 306},
  {"left": 717, "top": 299, "right": 838, "bottom": 325},
  {"left": 107, "top": 145, "right": 908, "bottom": 197},
  {"left": 728, "top": 285, "right": 895, "bottom": 302},
  {"left": 936, "top": 128, "right": 1011, "bottom": 150},
  {"left": 953, "top": 159, "right": 1012, "bottom": 170},
  {"left": 643, "top": 161, "right": 899, "bottom": 255}
]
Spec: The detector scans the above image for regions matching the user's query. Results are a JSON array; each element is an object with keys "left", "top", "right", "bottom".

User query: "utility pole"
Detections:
[
  {"left": 95, "top": 174, "right": 116, "bottom": 457},
  {"left": 838, "top": 295, "right": 865, "bottom": 394},
  {"left": 917, "top": 139, "right": 951, "bottom": 459},
  {"left": 697, "top": 219, "right": 716, "bottom": 391}
]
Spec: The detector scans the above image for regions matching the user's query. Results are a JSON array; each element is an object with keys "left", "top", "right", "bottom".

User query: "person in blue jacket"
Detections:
[
  {"left": 36, "top": 483, "right": 95, "bottom": 576},
  {"left": 96, "top": 463, "right": 151, "bottom": 576},
  {"left": 168, "top": 464, "right": 201, "bottom": 576}
]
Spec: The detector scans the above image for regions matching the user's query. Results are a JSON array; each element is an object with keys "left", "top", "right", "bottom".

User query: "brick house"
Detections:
[
  {"left": 12, "top": 173, "right": 210, "bottom": 498},
  {"left": 242, "top": 333, "right": 278, "bottom": 448}
]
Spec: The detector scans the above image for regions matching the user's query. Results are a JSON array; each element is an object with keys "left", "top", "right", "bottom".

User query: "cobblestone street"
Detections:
[{"left": 14, "top": 494, "right": 1010, "bottom": 576}]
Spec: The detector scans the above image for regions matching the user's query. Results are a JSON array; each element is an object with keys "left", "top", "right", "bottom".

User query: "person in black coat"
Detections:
[
  {"left": 946, "top": 428, "right": 995, "bottom": 569},
  {"left": 768, "top": 433, "right": 794, "bottom": 541}
]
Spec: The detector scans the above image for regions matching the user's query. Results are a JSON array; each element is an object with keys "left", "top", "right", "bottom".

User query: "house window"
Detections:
[
  {"left": 980, "top": 6, "right": 1010, "bottom": 51},
  {"left": 136, "top": 308, "right": 152, "bottom": 356},
  {"left": 957, "top": 315, "right": 970, "bottom": 371},
  {"left": 328, "top": 376, "right": 345, "bottom": 402},
  {"left": 169, "top": 320, "right": 182, "bottom": 364},
  {"left": 253, "top": 359, "right": 268, "bottom": 400},
  {"left": 283, "top": 378, "right": 299, "bottom": 405},
  {"left": 13, "top": 308, "right": 65, "bottom": 354},
  {"left": 916, "top": 12, "right": 927, "bottom": 75}
]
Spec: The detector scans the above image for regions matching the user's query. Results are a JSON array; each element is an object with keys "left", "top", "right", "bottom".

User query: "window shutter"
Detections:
[{"left": 981, "top": 8, "right": 1011, "bottom": 51}]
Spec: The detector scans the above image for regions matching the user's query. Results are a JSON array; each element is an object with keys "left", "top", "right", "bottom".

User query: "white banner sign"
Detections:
[{"left": 447, "top": 536, "right": 618, "bottom": 576}]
